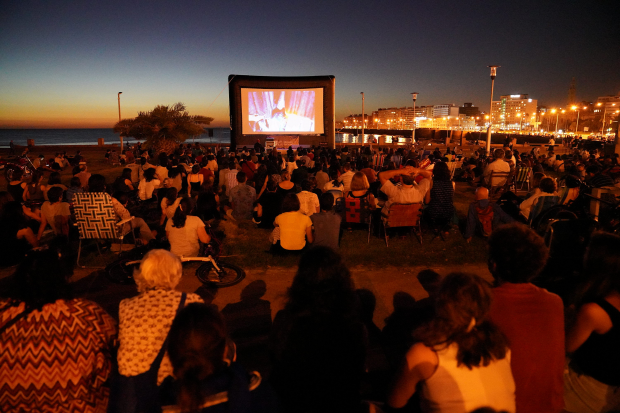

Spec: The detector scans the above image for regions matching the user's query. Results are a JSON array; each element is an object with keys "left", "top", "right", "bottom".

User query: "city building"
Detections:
[
  {"left": 491, "top": 94, "right": 538, "bottom": 131},
  {"left": 459, "top": 103, "right": 480, "bottom": 117},
  {"left": 432, "top": 104, "right": 459, "bottom": 118}
]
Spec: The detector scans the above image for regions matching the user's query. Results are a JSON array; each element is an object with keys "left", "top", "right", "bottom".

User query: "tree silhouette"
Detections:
[{"left": 113, "top": 103, "right": 213, "bottom": 154}]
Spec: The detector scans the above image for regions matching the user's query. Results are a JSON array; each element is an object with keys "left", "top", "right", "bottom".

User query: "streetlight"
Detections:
[
  {"left": 486, "top": 65, "right": 500, "bottom": 154},
  {"left": 517, "top": 113, "right": 523, "bottom": 132},
  {"left": 118, "top": 92, "right": 124, "bottom": 152},
  {"left": 360, "top": 92, "right": 365, "bottom": 144},
  {"left": 411, "top": 92, "right": 418, "bottom": 143}
]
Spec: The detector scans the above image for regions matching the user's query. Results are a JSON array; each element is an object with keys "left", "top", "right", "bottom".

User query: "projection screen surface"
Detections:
[{"left": 241, "top": 88, "right": 324, "bottom": 135}]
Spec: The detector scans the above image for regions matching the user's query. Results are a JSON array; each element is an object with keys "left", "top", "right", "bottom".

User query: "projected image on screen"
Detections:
[{"left": 241, "top": 88, "right": 324, "bottom": 134}]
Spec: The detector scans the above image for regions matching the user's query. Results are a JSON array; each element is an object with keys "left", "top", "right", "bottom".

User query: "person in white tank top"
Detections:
[{"left": 388, "top": 272, "right": 516, "bottom": 413}]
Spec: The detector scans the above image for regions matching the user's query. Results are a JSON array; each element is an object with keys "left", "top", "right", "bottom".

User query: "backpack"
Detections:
[{"left": 475, "top": 203, "right": 495, "bottom": 237}]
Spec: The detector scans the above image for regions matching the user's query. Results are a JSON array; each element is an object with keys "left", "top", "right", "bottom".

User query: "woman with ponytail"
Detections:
[
  {"left": 165, "top": 197, "right": 210, "bottom": 257},
  {"left": 388, "top": 272, "right": 516, "bottom": 412},
  {"left": 164, "top": 303, "right": 276, "bottom": 413}
]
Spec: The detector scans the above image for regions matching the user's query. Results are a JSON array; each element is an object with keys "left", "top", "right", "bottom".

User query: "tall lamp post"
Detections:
[
  {"left": 486, "top": 65, "right": 500, "bottom": 155},
  {"left": 360, "top": 92, "right": 365, "bottom": 145},
  {"left": 117, "top": 92, "right": 124, "bottom": 152},
  {"left": 551, "top": 109, "right": 560, "bottom": 132},
  {"left": 411, "top": 92, "right": 418, "bottom": 143}
]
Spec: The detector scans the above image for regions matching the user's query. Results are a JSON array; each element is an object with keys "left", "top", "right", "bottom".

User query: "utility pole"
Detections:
[
  {"left": 361, "top": 92, "right": 365, "bottom": 145},
  {"left": 486, "top": 66, "right": 499, "bottom": 155},
  {"left": 118, "top": 92, "right": 124, "bottom": 152}
]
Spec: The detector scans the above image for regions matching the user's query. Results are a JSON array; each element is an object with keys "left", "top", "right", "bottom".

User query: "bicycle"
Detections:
[
  {"left": 104, "top": 224, "right": 245, "bottom": 288},
  {"left": 105, "top": 254, "right": 245, "bottom": 287}
]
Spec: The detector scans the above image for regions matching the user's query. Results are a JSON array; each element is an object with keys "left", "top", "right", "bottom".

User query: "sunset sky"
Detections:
[{"left": 1, "top": 0, "right": 618, "bottom": 129}]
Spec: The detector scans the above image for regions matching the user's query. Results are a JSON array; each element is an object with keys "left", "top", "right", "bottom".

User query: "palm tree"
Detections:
[{"left": 113, "top": 103, "right": 213, "bottom": 154}]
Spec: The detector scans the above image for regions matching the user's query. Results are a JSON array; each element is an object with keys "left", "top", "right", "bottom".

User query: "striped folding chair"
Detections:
[
  {"left": 514, "top": 167, "right": 532, "bottom": 193},
  {"left": 73, "top": 192, "right": 137, "bottom": 267}
]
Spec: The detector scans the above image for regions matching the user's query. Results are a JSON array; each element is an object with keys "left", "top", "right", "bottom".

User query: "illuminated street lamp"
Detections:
[
  {"left": 517, "top": 113, "right": 523, "bottom": 132},
  {"left": 411, "top": 92, "right": 419, "bottom": 143},
  {"left": 118, "top": 92, "right": 124, "bottom": 152},
  {"left": 486, "top": 65, "right": 500, "bottom": 154}
]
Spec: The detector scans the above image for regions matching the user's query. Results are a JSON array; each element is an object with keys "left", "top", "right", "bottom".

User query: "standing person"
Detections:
[
  {"left": 488, "top": 224, "right": 564, "bottom": 413},
  {"left": 311, "top": 193, "right": 341, "bottom": 250},
  {"left": 0, "top": 248, "right": 117, "bottom": 413},
  {"left": 424, "top": 161, "right": 455, "bottom": 234},
  {"left": 227, "top": 171, "right": 256, "bottom": 221},
  {"left": 388, "top": 272, "right": 515, "bottom": 412},
  {"left": 564, "top": 233, "right": 620, "bottom": 412}
]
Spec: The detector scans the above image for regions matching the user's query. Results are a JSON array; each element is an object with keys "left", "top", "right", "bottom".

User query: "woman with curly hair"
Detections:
[{"left": 388, "top": 272, "right": 515, "bottom": 412}]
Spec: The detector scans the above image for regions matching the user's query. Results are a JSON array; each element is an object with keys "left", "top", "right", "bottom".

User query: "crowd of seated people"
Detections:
[{"left": 1, "top": 223, "right": 618, "bottom": 412}]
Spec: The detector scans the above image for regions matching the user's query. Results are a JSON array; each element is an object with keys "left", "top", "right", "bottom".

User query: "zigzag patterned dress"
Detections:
[{"left": 0, "top": 299, "right": 117, "bottom": 413}]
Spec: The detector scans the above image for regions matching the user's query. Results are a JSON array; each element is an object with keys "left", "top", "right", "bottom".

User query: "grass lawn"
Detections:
[{"left": 218, "top": 180, "right": 487, "bottom": 270}]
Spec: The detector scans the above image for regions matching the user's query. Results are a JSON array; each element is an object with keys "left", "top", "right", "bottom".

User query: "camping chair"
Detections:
[
  {"left": 381, "top": 203, "right": 423, "bottom": 247},
  {"left": 343, "top": 196, "right": 373, "bottom": 243},
  {"left": 485, "top": 170, "right": 513, "bottom": 201},
  {"left": 514, "top": 167, "right": 532, "bottom": 193},
  {"left": 528, "top": 195, "right": 560, "bottom": 227},
  {"left": 73, "top": 192, "right": 138, "bottom": 267}
]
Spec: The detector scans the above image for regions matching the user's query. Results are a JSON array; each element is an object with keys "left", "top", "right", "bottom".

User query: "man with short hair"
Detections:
[
  {"left": 488, "top": 223, "right": 564, "bottom": 413},
  {"left": 482, "top": 148, "right": 510, "bottom": 186},
  {"left": 378, "top": 165, "right": 431, "bottom": 215},
  {"left": 228, "top": 171, "right": 256, "bottom": 220}
]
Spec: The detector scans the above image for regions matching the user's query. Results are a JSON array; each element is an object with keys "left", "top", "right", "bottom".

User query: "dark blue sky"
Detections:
[{"left": 1, "top": 0, "right": 618, "bottom": 127}]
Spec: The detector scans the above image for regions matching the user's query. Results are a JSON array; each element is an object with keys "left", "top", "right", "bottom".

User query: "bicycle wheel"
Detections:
[
  {"left": 196, "top": 261, "right": 245, "bottom": 288},
  {"left": 105, "top": 258, "right": 140, "bottom": 285}
]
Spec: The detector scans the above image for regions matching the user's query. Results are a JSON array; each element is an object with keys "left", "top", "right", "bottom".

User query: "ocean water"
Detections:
[
  {"left": 0, "top": 128, "right": 366, "bottom": 148},
  {"left": 0, "top": 128, "right": 234, "bottom": 148}
]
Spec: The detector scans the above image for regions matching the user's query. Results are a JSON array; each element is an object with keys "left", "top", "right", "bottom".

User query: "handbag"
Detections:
[{"left": 108, "top": 293, "right": 187, "bottom": 413}]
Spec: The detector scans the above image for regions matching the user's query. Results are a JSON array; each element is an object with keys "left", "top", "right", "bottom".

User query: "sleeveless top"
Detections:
[
  {"left": 421, "top": 343, "right": 515, "bottom": 413},
  {"left": 427, "top": 180, "right": 455, "bottom": 221},
  {"left": 572, "top": 299, "right": 620, "bottom": 386},
  {"left": 190, "top": 180, "right": 203, "bottom": 193},
  {"left": 26, "top": 182, "right": 44, "bottom": 201},
  {"left": 8, "top": 182, "right": 25, "bottom": 203}
]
